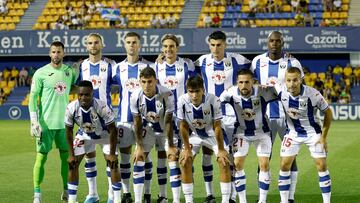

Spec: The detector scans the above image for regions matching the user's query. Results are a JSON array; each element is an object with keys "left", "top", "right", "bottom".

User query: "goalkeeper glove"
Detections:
[{"left": 30, "top": 121, "right": 42, "bottom": 138}]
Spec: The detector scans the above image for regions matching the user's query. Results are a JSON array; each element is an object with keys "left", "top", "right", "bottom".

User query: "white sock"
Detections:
[
  {"left": 112, "top": 182, "right": 122, "bottom": 203},
  {"left": 169, "top": 161, "right": 181, "bottom": 203},
  {"left": 106, "top": 166, "right": 113, "bottom": 200},
  {"left": 144, "top": 156, "right": 152, "bottom": 195},
  {"left": 182, "top": 183, "right": 193, "bottom": 203},
  {"left": 220, "top": 182, "right": 231, "bottom": 203},
  {"left": 157, "top": 158, "right": 167, "bottom": 198},
  {"left": 85, "top": 157, "right": 97, "bottom": 196},
  {"left": 120, "top": 153, "right": 131, "bottom": 194},
  {"left": 289, "top": 171, "right": 298, "bottom": 200},
  {"left": 235, "top": 169, "right": 246, "bottom": 203},
  {"left": 202, "top": 154, "right": 213, "bottom": 196},
  {"left": 318, "top": 170, "right": 331, "bottom": 203},
  {"left": 258, "top": 171, "right": 270, "bottom": 202},
  {"left": 67, "top": 182, "right": 78, "bottom": 203},
  {"left": 230, "top": 164, "right": 237, "bottom": 201},
  {"left": 133, "top": 161, "right": 145, "bottom": 203},
  {"left": 278, "top": 170, "right": 291, "bottom": 203}
]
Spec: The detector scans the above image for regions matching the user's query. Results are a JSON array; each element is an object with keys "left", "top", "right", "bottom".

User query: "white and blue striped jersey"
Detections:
[
  {"left": 195, "top": 52, "right": 251, "bottom": 116},
  {"left": 177, "top": 93, "right": 222, "bottom": 137},
  {"left": 112, "top": 57, "right": 154, "bottom": 123},
  {"left": 130, "top": 85, "right": 174, "bottom": 134},
  {"left": 251, "top": 52, "right": 303, "bottom": 119},
  {"left": 276, "top": 85, "right": 328, "bottom": 137},
  {"left": 65, "top": 98, "right": 115, "bottom": 139},
  {"left": 220, "top": 86, "right": 278, "bottom": 136},
  {"left": 156, "top": 57, "right": 196, "bottom": 113},
  {"left": 78, "top": 58, "right": 116, "bottom": 107}
]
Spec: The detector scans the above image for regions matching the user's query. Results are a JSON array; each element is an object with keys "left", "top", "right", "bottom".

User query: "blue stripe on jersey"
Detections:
[
  {"left": 119, "top": 65, "right": 138, "bottom": 123},
  {"left": 231, "top": 58, "right": 238, "bottom": 84},
  {"left": 268, "top": 61, "right": 280, "bottom": 118},
  {"left": 193, "top": 107, "right": 208, "bottom": 137},
  {"left": 254, "top": 59, "right": 261, "bottom": 83},
  {"left": 201, "top": 58, "right": 208, "bottom": 94},
  {"left": 288, "top": 97, "right": 307, "bottom": 137},
  {"left": 241, "top": 99, "right": 256, "bottom": 136},
  {"left": 89, "top": 64, "right": 100, "bottom": 99},
  {"left": 166, "top": 64, "right": 178, "bottom": 112},
  {"left": 76, "top": 64, "right": 83, "bottom": 84},
  {"left": 106, "top": 62, "right": 112, "bottom": 106},
  {"left": 287, "top": 59, "right": 292, "bottom": 68},
  {"left": 81, "top": 110, "right": 101, "bottom": 139},
  {"left": 260, "top": 97, "right": 270, "bottom": 133},
  {"left": 213, "top": 62, "right": 224, "bottom": 97},
  {"left": 145, "top": 98, "right": 163, "bottom": 133},
  {"left": 307, "top": 98, "right": 322, "bottom": 134}
]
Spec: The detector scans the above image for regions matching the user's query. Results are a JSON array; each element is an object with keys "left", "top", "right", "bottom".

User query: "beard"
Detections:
[{"left": 51, "top": 58, "right": 62, "bottom": 65}]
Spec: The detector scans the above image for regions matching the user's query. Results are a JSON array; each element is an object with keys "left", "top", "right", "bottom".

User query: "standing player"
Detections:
[
  {"left": 65, "top": 80, "right": 122, "bottom": 203},
  {"left": 78, "top": 33, "right": 117, "bottom": 203},
  {"left": 275, "top": 67, "right": 332, "bottom": 203},
  {"left": 156, "top": 33, "right": 196, "bottom": 203},
  {"left": 112, "top": 32, "right": 154, "bottom": 203},
  {"left": 130, "top": 67, "right": 178, "bottom": 203},
  {"left": 251, "top": 31, "right": 303, "bottom": 202},
  {"left": 220, "top": 69, "right": 277, "bottom": 203},
  {"left": 178, "top": 76, "right": 231, "bottom": 203},
  {"left": 195, "top": 30, "right": 251, "bottom": 202},
  {"left": 29, "top": 41, "right": 78, "bottom": 203}
]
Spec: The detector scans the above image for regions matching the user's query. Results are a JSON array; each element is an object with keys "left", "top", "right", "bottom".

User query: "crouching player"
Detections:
[
  {"left": 64, "top": 80, "right": 122, "bottom": 203},
  {"left": 275, "top": 67, "right": 332, "bottom": 203},
  {"left": 130, "top": 67, "right": 178, "bottom": 203},
  {"left": 220, "top": 69, "right": 277, "bottom": 203},
  {"left": 177, "top": 76, "right": 231, "bottom": 203}
]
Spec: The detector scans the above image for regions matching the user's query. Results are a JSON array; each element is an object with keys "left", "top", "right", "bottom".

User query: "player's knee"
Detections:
[
  {"left": 280, "top": 159, "right": 293, "bottom": 171},
  {"left": 315, "top": 158, "right": 327, "bottom": 171},
  {"left": 234, "top": 159, "right": 244, "bottom": 171}
]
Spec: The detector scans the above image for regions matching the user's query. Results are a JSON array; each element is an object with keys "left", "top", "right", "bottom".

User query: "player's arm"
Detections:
[
  {"left": 107, "top": 122, "right": 119, "bottom": 168},
  {"left": 319, "top": 108, "right": 332, "bottom": 152},
  {"left": 213, "top": 97, "right": 229, "bottom": 166},
  {"left": 179, "top": 120, "right": 192, "bottom": 166},
  {"left": 133, "top": 114, "right": 145, "bottom": 162},
  {"left": 165, "top": 92, "right": 175, "bottom": 148},
  {"left": 28, "top": 71, "right": 42, "bottom": 137}
]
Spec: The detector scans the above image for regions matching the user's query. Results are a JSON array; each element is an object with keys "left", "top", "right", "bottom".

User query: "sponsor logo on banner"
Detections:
[
  {"left": 0, "top": 34, "right": 25, "bottom": 54},
  {"left": 8, "top": 106, "right": 21, "bottom": 120},
  {"left": 205, "top": 31, "right": 247, "bottom": 49},
  {"left": 305, "top": 30, "right": 347, "bottom": 49},
  {"left": 317, "top": 104, "right": 360, "bottom": 120}
]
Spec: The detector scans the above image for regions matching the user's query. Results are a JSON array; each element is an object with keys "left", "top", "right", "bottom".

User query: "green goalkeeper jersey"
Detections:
[{"left": 29, "top": 63, "right": 78, "bottom": 129}]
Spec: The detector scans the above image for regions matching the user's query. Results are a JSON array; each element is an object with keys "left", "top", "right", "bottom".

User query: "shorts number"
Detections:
[
  {"left": 73, "top": 138, "right": 84, "bottom": 148},
  {"left": 233, "top": 138, "right": 243, "bottom": 148},
  {"left": 118, "top": 128, "right": 124, "bottom": 138},
  {"left": 282, "top": 137, "right": 292, "bottom": 147}
]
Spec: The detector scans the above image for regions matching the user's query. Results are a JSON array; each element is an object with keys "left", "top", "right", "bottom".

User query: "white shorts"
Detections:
[
  {"left": 73, "top": 132, "right": 115, "bottom": 156},
  {"left": 222, "top": 115, "right": 236, "bottom": 146},
  {"left": 188, "top": 134, "right": 229, "bottom": 156},
  {"left": 116, "top": 122, "right": 135, "bottom": 148},
  {"left": 232, "top": 133, "right": 272, "bottom": 157},
  {"left": 269, "top": 117, "right": 287, "bottom": 143},
  {"left": 280, "top": 133, "right": 327, "bottom": 158},
  {"left": 142, "top": 126, "right": 166, "bottom": 153}
]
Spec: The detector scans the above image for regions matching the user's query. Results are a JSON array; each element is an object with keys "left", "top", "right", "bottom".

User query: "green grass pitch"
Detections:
[{"left": 0, "top": 120, "right": 359, "bottom": 202}]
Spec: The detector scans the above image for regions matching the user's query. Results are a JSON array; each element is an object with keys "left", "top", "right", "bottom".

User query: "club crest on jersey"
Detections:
[
  {"left": 287, "top": 108, "right": 300, "bottom": 119},
  {"left": 90, "top": 75, "right": 101, "bottom": 89},
  {"left": 224, "top": 60, "right": 231, "bottom": 68},
  {"left": 191, "top": 119, "right": 206, "bottom": 129},
  {"left": 164, "top": 76, "right": 179, "bottom": 90},
  {"left": 252, "top": 99, "right": 260, "bottom": 106},
  {"left": 176, "top": 66, "right": 183, "bottom": 72},
  {"left": 211, "top": 70, "right": 226, "bottom": 85},
  {"left": 54, "top": 81, "right": 67, "bottom": 95},
  {"left": 156, "top": 100, "right": 163, "bottom": 109},
  {"left": 280, "top": 62, "right": 287, "bottom": 69},
  {"left": 90, "top": 112, "right": 99, "bottom": 121},
  {"left": 100, "top": 64, "right": 107, "bottom": 72},
  {"left": 125, "top": 78, "right": 140, "bottom": 92},
  {"left": 203, "top": 109, "right": 211, "bottom": 115},
  {"left": 299, "top": 101, "right": 307, "bottom": 107},
  {"left": 241, "top": 108, "right": 256, "bottom": 121},
  {"left": 146, "top": 111, "right": 160, "bottom": 123},
  {"left": 65, "top": 71, "right": 70, "bottom": 77}
]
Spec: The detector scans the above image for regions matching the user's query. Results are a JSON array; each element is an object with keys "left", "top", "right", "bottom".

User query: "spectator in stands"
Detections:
[
  {"left": 354, "top": 66, "right": 360, "bottom": 86},
  {"left": 325, "top": 65, "right": 333, "bottom": 78},
  {"left": 0, "top": 0, "right": 7, "bottom": 14},
  {"left": 210, "top": 0, "right": 224, "bottom": 6},
  {"left": 203, "top": 13, "right": 212, "bottom": 28},
  {"left": 299, "top": 0, "right": 307, "bottom": 12},
  {"left": 211, "top": 13, "right": 221, "bottom": 28},
  {"left": 291, "top": 0, "right": 300, "bottom": 12},
  {"left": 274, "top": 0, "right": 283, "bottom": 12},
  {"left": 343, "top": 63, "right": 353, "bottom": 80},
  {"left": 53, "top": 19, "right": 68, "bottom": 30},
  {"left": 2, "top": 67, "right": 10, "bottom": 82},
  {"left": 116, "top": 14, "right": 128, "bottom": 28},
  {"left": 338, "top": 90, "right": 351, "bottom": 104},
  {"left": 95, "top": 1, "right": 104, "bottom": 12},
  {"left": 333, "top": 64, "right": 343, "bottom": 75},
  {"left": 332, "top": 0, "right": 341, "bottom": 11},
  {"left": 19, "top": 67, "right": 28, "bottom": 87},
  {"left": 323, "top": 0, "right": 333, "bottom": 12},
  {"left": 88, "top": 0, "right": 96, "bottom": 14},
  {"left": 249, "top": 0, "right": 258, "bottom": 11},
  {"left": 314, "top": 77, "right": 325, "bottom": 95},
  {"left": 159, "top": 14, "right": 167, "bottom": 28},
  {"left": 167, "top": 13, "right": 177, "bottom": 28},
  {"left": 27, "top": 66, "right": 35, "bottom": 85},
  {"left": 0, "top": 88, "right": 6, "bottom": 105},
  {"left": 294, "top": 10, "right": 304, "bottom": 26},
  {"left": 10, "top": 66, "right": 19, "bottom": 86},
  {"left": 303, "top": 11, "right": 314, "bottom": 27},
  {"left": 248, "top": 7, "right": 256, "bottom": 19},
  {"left": 150, "top": 14, "right": 159, "bottom": 28}
]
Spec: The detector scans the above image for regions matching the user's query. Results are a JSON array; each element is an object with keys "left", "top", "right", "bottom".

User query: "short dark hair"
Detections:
[
  {"left": 186, "top": 75, "right": 204, "bottom": 90},
  {"left": 161, "top": 34, "right": 179, "bottom": 47},
  {"left": 50, "top": 41, "right": 64, "bottom": 50},
  {"left": 125, "top": 32, "right": 141, "bottom": 41},
  {"left": 208, "top": 31, "right": 226, "bottom": 42},
  {"left": 139, "top": 67, "right": 156, "bottom": 79},
  {"left": 267, "top": 31, "right": 284, "bottom": 42},
  {"left": 78, "top": 80, "right": 93, "bottom": 89},
  {"left": 237, "top": 69, "right": 254, "bottom": 78},
  {"left": 286, "top": 66, "right": 302, "bottom": 75}
]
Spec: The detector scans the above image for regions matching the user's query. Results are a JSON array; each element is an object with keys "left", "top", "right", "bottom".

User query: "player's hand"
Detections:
[
  {"left": 68, "top": 155, "right": 76, "bottom": 170},
  {"left": 216, "top": 149, "right": 230, "bottom": 167},
  {"left": 179, "top": 149, "right": 193, "bottom": 167},
  {"left": 30, "top": 121, "right": 42, "bottom": 138},
  {"left": 133, "top": 146, "right": 145, "bottom": 163},
  {"left": 316, "top": 136, "right": 328, "bottom": 152},
  {"left": 156, "top": 52, "right": 165, "bottom": 64},
  {"left": 167, "top": 146, "right": 179, "bottom": 160},
  {"left": 107, "top": 154, "right": 119, "bottom": 169}
]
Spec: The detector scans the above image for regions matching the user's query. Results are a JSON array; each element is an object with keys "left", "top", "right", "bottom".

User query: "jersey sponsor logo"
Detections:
[
  {"left": 90, "top": 75, "right": 102, "bottom": 89},
  {"left": 287, "top": 108, "right": 300, "bottom": 119},
  {"left": 191, "top": 119, "right": 206, "bottom": 129},
  {"left": 164, "top": 76, "right": 179, "bottom": 90},
  {"left": 125, "top": 78, "right": 140, "bottom": 92},
  {"left": 211, "top": 70, "right": 226, "bottom": 85},
  {"left": 65, "top": 71, "right": 70, "bottom": 77},
  {"left": 54, "top": 81, "right": 67, "bottom": 95},
  {"left": 146, "top": 111, "right": 160, "bottom": 123},
  {"left": 266, "top": 77, "right": 279, "bottom": 86},
  {"left": 241, "top": 108, "right": 256, "bottom": 121},
  {"left": 82, "top": 122, "right": 96, "bottom": 133},
  {"left": 207, "top": 63, "right": 212, "bottom": 67}
]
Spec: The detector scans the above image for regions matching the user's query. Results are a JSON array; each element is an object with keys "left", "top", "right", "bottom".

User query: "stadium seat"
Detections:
[
  {"left": 270, "top": 19, "right": 279, "bottom": 27},
  {"left": 341, "top": 4, "right": 349, "bottom": 11},
  {"left": 7, "top": 23, "right": 16, "bottom": 30},
  {"left": 323, "top": 12, "right": 331, "bottom": 19},
  {"left": 0, "top": 81, "right": 7, "bottom": 88},
  {"left": 331, "top": 12, "right": 340, "bottom": 19},
  {"left": 282, "top": 5, "right": 291, "bottom": 12},
  {"left": 339, "top": 12, "right": 348, "bottom": 19}
]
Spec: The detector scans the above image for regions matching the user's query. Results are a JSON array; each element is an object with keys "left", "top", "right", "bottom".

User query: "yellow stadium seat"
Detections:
[
  {"left": 210, "top": 6, "right": 217, "bottom": 13},
  {"left": 0, "top": 17, "right": 3, "bottom": 23},
  {"left": 154, "top": 0, "right": 161, "bottom": 6},
  {"left": 218, "top": 6, "right": 225, "bottom": 13},
  {"left": 136, "top": 21, "right": 145, "bottom": 28},
  {"left": 93, "top": 14, "right": 101, "bottom": 21},
  {"left": 162, "top": 0, "right": 170, "bottom": 6},
  {"left": 7, "top": 2, "right": 14, "bottom": 9},
  {"left": 3, "top": 87, "right": 11, "bottom": 95},
  {"left": 128, "top": 21, "right": 136, "bottom": 28},
  {"left": 331, "top": 12, "right": 340, "bottom": 19},
  {"left": 170, "top": 0, "right": 178, "bottom": 6},
  {"left": 310, "top": 72, "right": 317, "bottom": 80},
  {"left": 323, "top": 12, "right": 331, "bottom": 19},
  {"left": 343, "top": 0, "right": 349, "bottom": 3},
  {"left": 339, "top": 12, "right": 348, "bottom": 19},
  {"left": 8, "top": 9, "right": 17, "bottom": 16},
  {"left": 287, "top": 19, "right": 296, "bottom": 26},
  {"left": 54, "top": 2, "right": 62, "bottom": 8},
  {"left": 42, "top": 9, "right": 50, "bottom": 16},
  {"left": 160, "top": 6, "right": 167, "bottom": 13},
  {"left": 178, "top": 0, "right": 185, "bottom": 6},
  {"left": 143, "top": 6, "right": 151, "bottom": 13},
  {"left": 197, "top": 20, "right": 204, "bottom": 28},
  {"left": 173, "top": 13, "right": 180, "bottom": 20},
  {"left": 12, "top": 16, "right": 20, "bottom": 23},
  {"left": 341, "top": 4, "right": 349, "bottom": 11},
  {"left": 33, "top": 22, "right": 41, "bottom": 30},
  {"left": 255, "top": 20, "right": 264, "bottom": 27},
  {"left": 242, "top": 6, "right": 250, "bottom": 13},
  {"left": 243, "top": 0, "right": 249, "bottom": 4},
  {"left": 128, "top": 7, "right": 135, "bottom": 14},
  {"left": 202, "top": 6, "right": 210, "bottom": 13},
  {"left": 7, "top": 80, "right": 16, "bottom": 88},
  {"left": 47, "top": 1, "right": 55, "bottom": 8},
  {"left": 146, "top": 0, "right": 153, "bottom": 6},
  {"left": 270, "top": 19, "right": 279, "bottom": 27},
  {"left": 17, "top": 9, "right": 25, "bottom": 16},
  {"left": 0, "top": 81, "right": 7, "bottom": 88},
  {"left": 318, "top": 72, "right": 326, "bottom": 81},
  {"left": 144, "top": 21, "right": 151, "bottom": 28},
  {"left": 7, "top": 23, "right": 16, "bottom": 30},
  {"left": 150, "top": 6, "right": 158, "bottom": 13},
  {"left": 282, "top": 5, "right": 291, "bottom": 12},
  {"left": 263, "top": 19, "right": 271, "bottom": 27},
  {"left": 135, "top": 7, "right": 143, "bottom": 13},
  {"left": 0, "top": 24, "right": 6, "bottom": 30},
  {"left": 175, "top": 6, "right": 182, "bottom": 13},
  {"left": 21, "top": 2, "right": 29, "bottom": 9},
  {"left": 279, "top": 19, "right": 287, "bottom": 27},
  {"left": 13, "top": 3, "right": 21, "bottom": 9},
  {"left": 88, "top": 21, "right": 97, "bottom": 29}
]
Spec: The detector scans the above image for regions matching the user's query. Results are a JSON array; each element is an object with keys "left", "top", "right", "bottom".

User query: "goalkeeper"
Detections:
[{"left": 29, "top": 41, "right": 79, "bottom": 203}]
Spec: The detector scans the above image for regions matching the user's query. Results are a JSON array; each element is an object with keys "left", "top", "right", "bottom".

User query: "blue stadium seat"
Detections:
[
  {"left": 309, "top": 5, "right": 317, "bottom": 12},
  {"left": 222, "top": 19, "right": 233, "bottom": 27},
  {"left": 224, "top": 12, "right": 233, "bottom": 19},
  {"left": 317, "top": 4, "right": 323, "bottom": 11},
  {"left": 274, "top": 12, "right": 282, "bottom": 19},
  {"left": 281, "top": 12, "right": 292, "bottom": 19},
  {"left": 240, "top": 13, "right": 248, "bottom": 19},
  {"left": 315, "top": 12, "right": 323, "bottom": 19},
  {"left": 265, "top": 13, "right": 274, "bottom": 19},
  {"left": 314, "top": 19, "right": 322, "bottom": 26},
  {"left": 233, "top": 13, "right": 239, "bottom": 19},
  {"left": 309, "top": 0, "right": 320, "bottom": 4},
  {"left": 256, "top": 13, "right": 266, "bottom": 19}
]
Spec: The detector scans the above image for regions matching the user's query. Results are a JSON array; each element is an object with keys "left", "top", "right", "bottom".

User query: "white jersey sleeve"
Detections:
[
  {"left": 64, "top": 101, "right": 77, "bottom": 127},
  {"left": 130, "top": 89, "right": 141, "bottom": 115},
  {"left": 165, "top": 91, "right": 175, "bottom": 114},
  {"left": 176, "top": 95, "right": 186, "bottom": 120},
  {"left": 212, "top": 96, "right": 223, "bottom": 120},
  {"left": 313, "top": 90, "right": 329, "bottom": 112},
  {"left": 258, "top": 86, "right": 279, "bottom": 102},
  {"left": 96, "top": 100, "right": 115, "bottom": 125}
]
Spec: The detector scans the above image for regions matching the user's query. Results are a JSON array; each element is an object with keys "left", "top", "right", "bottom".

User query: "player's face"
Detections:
[
  {"left": 267, "top": 33, "right": 283, "bottom": 54},
  {"left": 125, "top": 36, "right": 141, "bottom": 56},
  {"left": 188, "top": 88, "right": 204, "bottom": 106},
  {"left": 86, "top": 35, "right": 103, "bottom": 56},
  {"left": 208, "top": 39, "right": 226, "bottom": 59},
  {"left": 162, "top": 39, "right": 178, "bottom": 60},
  {"left": 49, "top": 45, "right": 64, "bottom": 65},
  {"left": 140, "top": 76, "right": 157, "bottom": 97},
  {"left": 237, "top": 74, "right": 253, "bottom": 97},
  {"left": 285, "top": 72, "right": 302, "bottom": 96},
  {"left": 78, "top": 87, "right": 93, "bottom": 109}
]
